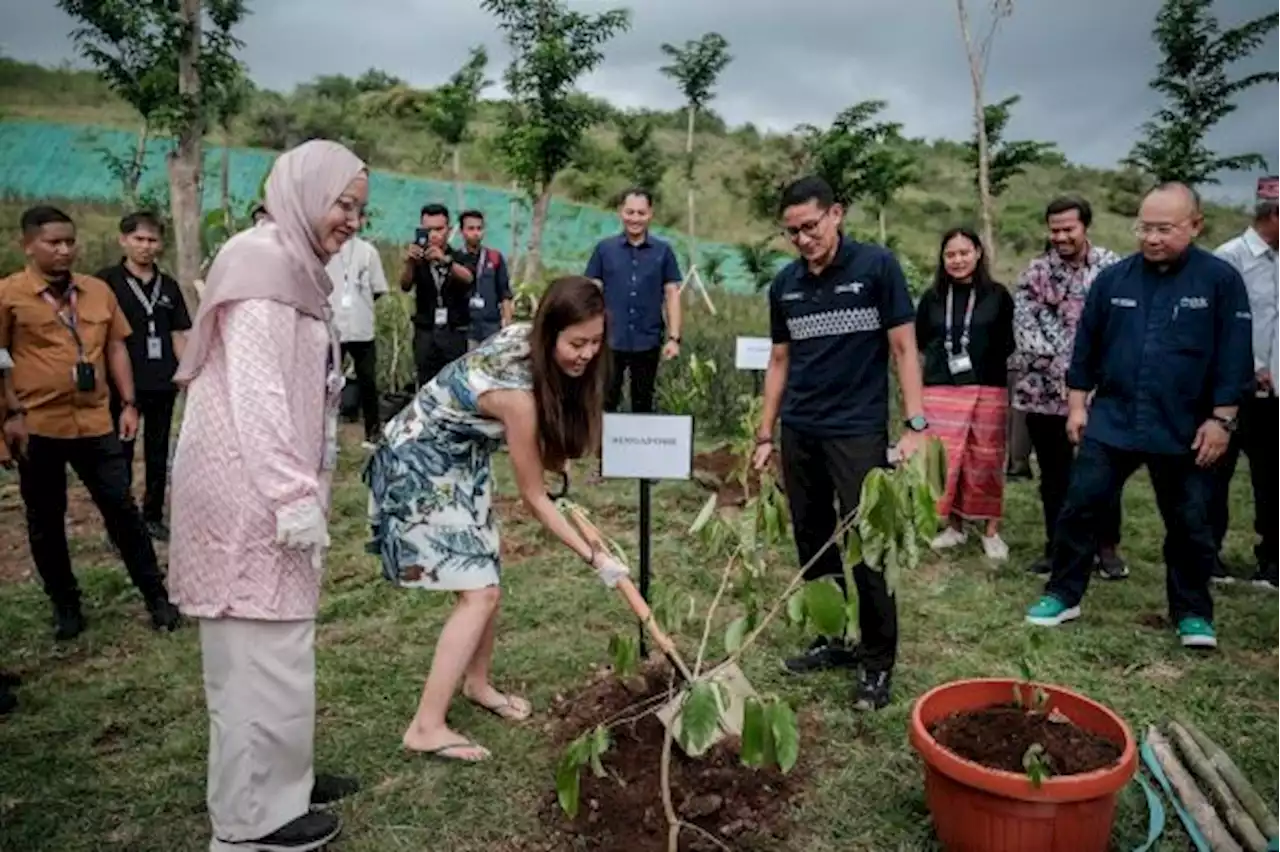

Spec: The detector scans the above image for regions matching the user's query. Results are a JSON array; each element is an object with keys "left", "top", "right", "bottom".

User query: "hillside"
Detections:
[{"left": 0, "top": 57, "right": 1250, "bottom": 286}]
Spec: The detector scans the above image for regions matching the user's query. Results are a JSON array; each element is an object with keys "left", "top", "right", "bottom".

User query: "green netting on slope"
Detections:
[{"left": 0, "top": 120, "right": 759, "bottom": 291}]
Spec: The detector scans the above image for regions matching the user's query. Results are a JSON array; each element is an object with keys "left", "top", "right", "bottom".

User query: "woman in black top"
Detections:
[{"left": 915, "top": 227, "right": 1015, "bottom": 561}]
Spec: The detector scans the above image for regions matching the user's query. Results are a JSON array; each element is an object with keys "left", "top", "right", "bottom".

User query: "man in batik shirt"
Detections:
[{"left": 1010, "top": 196, "right": 1128, "bottom": 579}]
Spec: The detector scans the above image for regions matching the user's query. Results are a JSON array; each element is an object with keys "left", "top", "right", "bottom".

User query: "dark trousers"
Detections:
[
  {"left": 605, "top": 348, "right": 662, "bottom": 414},
  {"left": 17, "top": 433, "right": 168, "bottom": 612},
  {"left": 780, "top": 426, "right": 898, "bottom": 671},
  {"left": 1210, "top": 395, "right": 1278, "bottom": 565},
  {"left": 1045, "top": 438, "right": 1215, "bottom": 623},
  {"left": 342, "top": 340, "right": 380, "bottom": 440},
  {"left": 1025, "top": 412, "right": 1123, "bottom": 556},
  {"left": 414, "top": 326, "right": 467, "bottom": 388},
  {"left": 111, "top": 389, "right": 176, "bottom": 524},
  {"left": 1006, "top": 373, "right": 1032, "bottom": 472}
]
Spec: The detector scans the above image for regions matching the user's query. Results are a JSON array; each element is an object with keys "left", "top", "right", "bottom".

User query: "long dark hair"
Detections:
[
  {"left": 931, "top": 226, "right": 996, "bottom": 293},
  {"left": 530, "top": 276, "right": 609, "bottom": 470}
]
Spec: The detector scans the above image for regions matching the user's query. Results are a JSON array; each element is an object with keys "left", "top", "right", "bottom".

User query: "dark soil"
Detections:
[
  {"left": 541, "top": 661, "right": 809, "bottom": 851},
  {"left": 930, "top": 704, "right": 1123, "bottom": 776},
  {"left": 691, "top": 446, "right": 779, "bottom": 508}
]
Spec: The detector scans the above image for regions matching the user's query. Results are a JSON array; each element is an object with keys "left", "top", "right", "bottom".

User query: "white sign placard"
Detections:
[
  {"left": 601, "top": 413, "right": 694, "bottom": 480},
  {"left": 734, "top": 336, "right": 771, "bottom": 371}
]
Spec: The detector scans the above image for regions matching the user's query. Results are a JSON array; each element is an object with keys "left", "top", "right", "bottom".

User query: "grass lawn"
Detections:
[{"left": 0, "top": 428, "right": 1275, "bottom": 851}]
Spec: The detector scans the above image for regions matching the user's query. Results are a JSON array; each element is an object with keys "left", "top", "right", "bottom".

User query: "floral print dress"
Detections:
[{"left": 364, "top": 323, "right": 533, "bottom": 591}]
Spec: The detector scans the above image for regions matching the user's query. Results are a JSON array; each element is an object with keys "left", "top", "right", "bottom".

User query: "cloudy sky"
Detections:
[{"left": 4, "top": 0, "right": 1277, "bottom": 201}]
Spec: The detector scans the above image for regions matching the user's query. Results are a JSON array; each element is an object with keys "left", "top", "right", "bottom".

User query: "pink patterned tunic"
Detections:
[{"left": 168, "top": 299, "right": 335, "bottom": 621}]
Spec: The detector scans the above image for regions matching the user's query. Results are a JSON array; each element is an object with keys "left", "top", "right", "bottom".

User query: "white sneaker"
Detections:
[
  {"left": 982, "top": 534, "right": 1009, "bottom": 562},
  {"left": 931, "top": 527, "right": 967, "bottom": 551}
]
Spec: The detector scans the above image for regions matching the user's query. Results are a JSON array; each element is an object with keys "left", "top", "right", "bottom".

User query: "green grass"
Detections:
[{"left": 0, "top": 431, "right": 1275, "bottom": 852}]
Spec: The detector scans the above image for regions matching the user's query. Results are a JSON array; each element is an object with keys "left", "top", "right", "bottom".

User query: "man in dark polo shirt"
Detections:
[
  {"left": 752, "top": 176, "right": 928, "bottom": 711},
  {"left": 400, "top": 203, "right": 474, "bottom": 386},
  {"left": 97, "top": 211, "right": 192, "bottom": 542},
  {"left": 1025, "top": 183, "right": 1253, "bottom": 650},
  {"left": 0, "top": 206, "right": 181, "bottom": 640},
  {"left": 585, "top": 188, "right": 683, "bottom": 414},
  {"left": 458, "top": 209, "right": 513, "bottom": 349}
]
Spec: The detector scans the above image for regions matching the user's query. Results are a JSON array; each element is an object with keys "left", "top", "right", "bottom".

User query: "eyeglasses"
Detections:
[
  {"left": 334, "top": 196, "right": 367, "bottom": 222},
  {"left": 1131, "top": 218, "right": 1193, "bottom": 237},
  {"left": 780, "top": 213, "right": 828, "bottom": 241}
]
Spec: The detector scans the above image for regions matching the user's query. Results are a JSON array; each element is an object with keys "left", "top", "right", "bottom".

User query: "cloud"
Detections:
[{"left": 2, "top": 0, "right": 1276, "bottom": 200}]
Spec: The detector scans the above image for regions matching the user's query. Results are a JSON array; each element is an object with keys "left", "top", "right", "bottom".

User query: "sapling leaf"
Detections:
[
  {"left": 768, "top": 700, "right": 801, "bottom": 773},
  {"left": 608, "top": 633, "right": 638, "bottom": 677},
  {"left": 740, "top": 697, "right": 768, "bottom": 767},
  {"left": 1022, "top": 742, "right": 1051, "bottom": 788},
  {"left": 590, "top": 725, "right": 611, "bottom": 778},
  {"left": 925, "top": 437, "right": 948, "bottom": 500},
  {"left": 556, "top": 750, "right": 583, "bottom": 817},
  {"left": 678, "top": 682, "right": 721, "bottom": 755},
  {"left": 843, "top": 528, "right": 863, "bottom": 566},
  {"left": 1033, "top": 686, "right": 1049, "bottom": 712},
  {"left": 1017, "top": 656, "right": 1034, "bottom": 683},
  {"left": 786, "top": 590, "right": 805, "bottom": 625},
  {"left": 724, "top": 615, "right": 748, "bottom": 653},
  {"left": 804, "top": 579, "right": 847, "bottom": 637},
  {"left": 689, "top": 492, "right": 719, "bottom": 535},
  {"left": 912, "top": 480, "right": 940, "bottom": 542}
]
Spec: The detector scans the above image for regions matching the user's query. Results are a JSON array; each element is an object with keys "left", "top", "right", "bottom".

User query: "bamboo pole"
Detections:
[
  {"left": 1179, "top": 719, "right": 1279, "bottom": 840},
  {"left": 1147, "top": 726, "right": 1243, "bottom": 852},
  {"left": 1169, "top": 723, "right": 1268, "bottom": 852}
]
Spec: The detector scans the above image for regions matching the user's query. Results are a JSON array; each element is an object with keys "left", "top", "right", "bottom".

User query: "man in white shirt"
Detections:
[
  {"left": 327, "top": 214, "right": 390, "bottom": 448},
  {"left": 1211, "top": 175, "right": 1278, "bottom": 589}
]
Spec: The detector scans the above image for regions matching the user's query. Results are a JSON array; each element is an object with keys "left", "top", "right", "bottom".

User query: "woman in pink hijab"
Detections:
[{"left": 168, "top": 139, "right": 367, "bottom": 852}]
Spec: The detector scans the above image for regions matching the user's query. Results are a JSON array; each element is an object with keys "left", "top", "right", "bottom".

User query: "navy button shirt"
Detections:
[
  {"left": 1067, "top": 245, "right": 1254, "bottom": 455},
  {"left": 770, "top": 238, "right": 915, "bottom": 437},
  {"left": 585, "top": 233, "right": 682, "bottom": 352}
]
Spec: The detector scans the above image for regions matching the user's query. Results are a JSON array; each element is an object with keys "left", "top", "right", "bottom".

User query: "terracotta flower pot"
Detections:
[{"left": 908, "top": 678, "right": 1137, "bottom": 852}]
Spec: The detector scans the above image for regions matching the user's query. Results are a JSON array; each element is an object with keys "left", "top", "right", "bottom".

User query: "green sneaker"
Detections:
[
  {"left": 1177, "top": 617, "right": 1217, "bottom": 649},
  {"left": 1025, "top": 595, "right": 1081, "bottom": 627}
]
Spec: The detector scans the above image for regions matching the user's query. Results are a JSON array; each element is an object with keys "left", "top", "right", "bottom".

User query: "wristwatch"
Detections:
[
  {"left": 668, "top": 335, "right": 681, "bottom": 345},
  {"left": 904, "top": 414, "right": 929, "bottom": 433},
  {"left": 1210, "top": 414, "right": 1238, "bottom": 433}
]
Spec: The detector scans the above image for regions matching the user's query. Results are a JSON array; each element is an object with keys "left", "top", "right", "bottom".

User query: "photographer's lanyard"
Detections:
[
  {"left": 944, "top": 284, "right": 977, "bottom": 355},
  {"left": 40, "top": 286, "right": 86, "bottom": 362}
]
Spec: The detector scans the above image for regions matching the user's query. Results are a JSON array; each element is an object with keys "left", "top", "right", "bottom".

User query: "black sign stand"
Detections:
[
  {"left": 638, "top": 478, "right": 652, "bottom": 656},
  {"left": 752, "top": 370, "right": 762, "bottom": 397}
]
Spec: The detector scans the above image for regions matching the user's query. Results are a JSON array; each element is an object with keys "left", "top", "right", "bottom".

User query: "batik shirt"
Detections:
[{"left": 1009, "top": 244, "right": 1120, "bottom": 416}]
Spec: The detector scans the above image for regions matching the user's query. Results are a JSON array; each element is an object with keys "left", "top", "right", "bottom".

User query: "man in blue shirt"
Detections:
[
  {"left": 752, "top": 176, "right": 928, "bottom": 711},
  {"left": 585, "top": 188, "right": 683, "bottom": 414},
  {"left": 1026, "top": 183, "right": 1254, "bottom": 649}
]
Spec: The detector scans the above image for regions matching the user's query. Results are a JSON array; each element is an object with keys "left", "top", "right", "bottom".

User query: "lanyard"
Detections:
[
  {"left": 125, "top": 273, "right": 164, "bottom": 336},
  {"left": 474, "top": 246, "right": 487, "bottom": 279},
  {"left": 339, "top": 243, "right": 358, "bottom": 298},
  {"left": 944, "top": 284, "right": 977, "bottom": 355},
  {"left": 39, "top": 286, "right": 86, "bottom": 361}
]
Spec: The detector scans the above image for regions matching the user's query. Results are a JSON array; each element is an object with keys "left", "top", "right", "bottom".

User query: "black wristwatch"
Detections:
[
  {"left": 668, "top": 335, "right": 681, "bottom": 345},
  {"left": 1210, "top": 414, "right": 1238, "bottom": 433},
  {"left": 904, "top": 414, "right": 929, "bottom": 433}
]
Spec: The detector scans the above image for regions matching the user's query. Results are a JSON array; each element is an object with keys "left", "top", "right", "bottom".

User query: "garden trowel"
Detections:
[{"left": 565, "top": 505, "right": 759, "bottom": 757}]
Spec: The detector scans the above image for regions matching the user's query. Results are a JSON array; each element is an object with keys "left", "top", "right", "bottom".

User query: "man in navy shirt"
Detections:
[
  {"left": 752, "top": 176, "right": 928, "bottom": 711},
  {"left": 585, "top": 188, "right": 683, "bottom": 414},
  {"left": 1026, "top": 183, "right": 1254, "bottom": 649}
]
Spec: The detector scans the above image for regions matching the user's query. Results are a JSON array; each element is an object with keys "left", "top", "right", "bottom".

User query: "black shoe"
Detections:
[
  {"left": 1250, "top": 563, "right": 1278, "bottom": 591},
  {"left": 1210, "top": 556, "right": 1235, "bottom": 585},
  {"left": 145, "top": 520, "right": 170, "bottom": 542},
  {"left": 1027, "top": 556, "right": 1051, "bottom": 576},
  {"left": 1006, "top": 463, "right": 1033, "bottom": 481},
  {"left": 1095, "top": 551, "right": 1129, "bottom": 581},
  {"left": 224, "top": 810, "right": 342, "bottom": 851},
  {"left": 53, "top": 605, "right": 86, "bottom": 641},
  {"left": 147, "top": 598, "right": 184, "bottom": 632},
  {"left": 0, "top": 684, "right": 15, "bottom": 716},
  {"left": 854, "top": 668, "right": 892, "bottom": 711},
  {"left": 782, "top": 636, "right": 860, "bottom": 675},
  {"left": 311, "top": 773, "right": 360, "bottom": 806}
]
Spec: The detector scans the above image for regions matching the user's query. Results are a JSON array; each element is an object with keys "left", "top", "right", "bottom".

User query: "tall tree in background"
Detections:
[
  {"left": 955, "top": 0, "right": 1014, "bottom": 264},
  {"left": 59, "top": 0, "right": 249, "bottom": 304},
  {"left": 800, "top": 100, "right": 904, "bottom": 210},
  {"left": 1124, "top": 0, "right": 1278, "bottom": 186},
  {"left": 615, "top": 113, "right": 667, "bottom": 201},
  {"left": 424, "top": 46, "right": 491, "bottom": 211},
  {"left": 659, "top": 32, "right": 732, "bottom": 269},
  {"left": 482, "top": 0, "right": 630, "bottom": 282},
  {"left": 964, "top": 95, "right": 1057, "bottom": 198},
  {"left": 861, "top": 137, "right": 918, "bottom": 244}
]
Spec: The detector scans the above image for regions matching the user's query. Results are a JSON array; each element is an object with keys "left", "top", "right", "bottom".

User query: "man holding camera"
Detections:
[
  {"left": 400, "top": 203, "right": 474, "bottom": 386},
  {"left": 0, "top": 206, "right": 181, "bottom": 641}
]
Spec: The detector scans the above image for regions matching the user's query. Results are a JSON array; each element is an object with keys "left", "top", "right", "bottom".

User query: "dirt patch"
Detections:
[
  {"left": 541, "top": 662, "right": 809, "bottom": 851},
  {"left": 0, "top": 475, "right": 112, "bottom": 585},
  {"left": 1137, "top": 613, "right": 1171, "bottom": 630},
  {"left": 691, "top": 446, "right": 780, "bottom": 508},
  {"left": 930, "top": 704, "right": 1122, "bottom": 776}
]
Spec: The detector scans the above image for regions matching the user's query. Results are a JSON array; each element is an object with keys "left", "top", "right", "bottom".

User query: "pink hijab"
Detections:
[{"left": 174, "top": 139, "right": 367, "bottom": 385}]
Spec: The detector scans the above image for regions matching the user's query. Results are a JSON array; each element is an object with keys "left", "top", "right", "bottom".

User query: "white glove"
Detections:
[
  {"left": 276, "top": 497, "right": 330, "bottom": 551},
  {"left": 591, "top": 551, "right": 629, "bottom": 589}
]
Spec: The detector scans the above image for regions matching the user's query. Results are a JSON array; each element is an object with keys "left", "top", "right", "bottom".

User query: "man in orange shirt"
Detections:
[{"left": 0, "top": 206, "right": 181, "bottom": 640}]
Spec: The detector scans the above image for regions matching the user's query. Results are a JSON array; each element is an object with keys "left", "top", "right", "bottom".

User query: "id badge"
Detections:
[
  {"left": 469, "top": 295, "right": 485, "bottom": 310},
  {"left": 947, "top": 352, "right": 973, "bottom": 375},
  {"left": 434, "top": 307, "right": 448, "bottom": 327},
  {"left": 146, "top": 335, "right": 163, "bottom": 360},
  {"left": 74, "top": 362, "right": 96, "bottom": 392}
]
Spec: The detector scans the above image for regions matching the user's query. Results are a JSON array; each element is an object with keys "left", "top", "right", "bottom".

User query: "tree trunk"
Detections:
[
  {"left": 878, "top": 206, "right": 888, "bottom": 245},
  {"left": 126, "top": 120, "right": 150, "bottom": 209},
  {"left": 1147, "top": 727, "right": 1244, "bottom": 852},
  {"left": 452, "top": 146, "right": 465, "bottom": 213},
  {"left": 220, "top": 129, "right": 232, "bottom": 222},
  {"left": 1169, "top": 723, "right": 1268, "bottom": 852},
  {"left": 684, "top": 104, "right": 697, "bottom": 271},
  {"left": 168, "top": 0, "right": 205, "bottom": 310},
  {"left": 1181, "top": 719, "right": 1280, "bottom": 840},
  {"left": 955, "top": 0, "right": 997, "bottom": 267},
  {"left": 508, "top": 182, "right": 522, "bottom": 276},
  {"left": 523, "top": 185, "right": 552, "bottom": 283}
]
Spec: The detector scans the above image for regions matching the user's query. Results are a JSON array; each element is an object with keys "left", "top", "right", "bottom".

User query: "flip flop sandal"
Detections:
[
  {"left": 468, "top": 693, "right": 533, "bottom": 722},
  {"left": 411, "top": 741, "right": 491, "bottom": 764}
]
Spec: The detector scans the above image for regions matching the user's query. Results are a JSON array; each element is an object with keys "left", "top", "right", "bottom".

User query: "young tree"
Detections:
[
  {"left": 799, "top": 100, "right": 904, "bottom": 210},
  {"left": 423, "top": 46, "right": 492, "bottom": 211},
  {"left": 59, "top": 0, "right": 249, "bottom": 305},
  {"left": 964, "top": 95, "right": 1057, "bottom": 198},
  {"left": 482, "top": 0, "right": 630, "bottom": 282},
  {"left": 954, "top": 0, "right": 1014, "bottom": 264},
  {"left": 1124, "top": 0, "right": 1278, "bottom": 186},
  {"left": 614, "top": 113, "right": 667, "bottom": 202},
  {"left": 659, "top": 32, "right": 732, "bottom": 268},
  {"left": 861, "top": 137, "right": 919, "bottom": 244}
]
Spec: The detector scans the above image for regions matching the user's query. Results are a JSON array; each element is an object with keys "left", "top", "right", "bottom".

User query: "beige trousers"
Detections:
[{"left": 200, "top": 618, "right": 315, "bottom": 850}]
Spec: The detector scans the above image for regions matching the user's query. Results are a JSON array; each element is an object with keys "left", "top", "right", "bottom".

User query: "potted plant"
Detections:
[{"left": 909, "top": 670, "right": 1138, "bottom": 852}]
